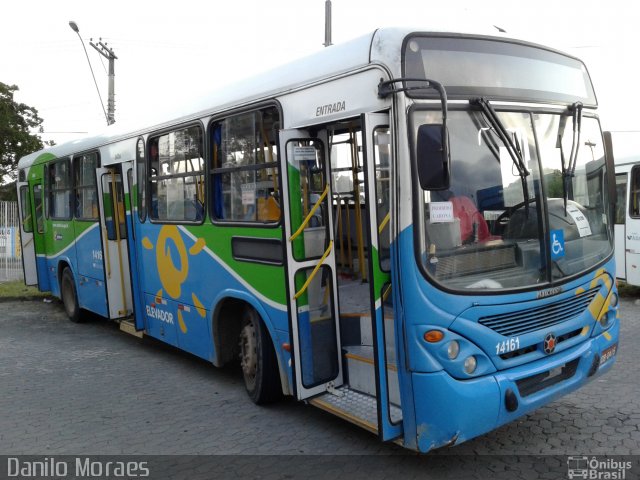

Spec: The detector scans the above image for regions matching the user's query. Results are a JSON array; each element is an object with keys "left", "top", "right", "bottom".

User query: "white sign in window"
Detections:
[
  {"left": 293, "top": 146, "right": 317, "bottom": 164},
  {"left": 566, "top": 204, "right": 592, "bottom": 237},
  {"left": 430, "top": 202, "right": 455, "bottom": 223},
  {"left": 241, "top": 183, "right": 256, "bottom": 206}
]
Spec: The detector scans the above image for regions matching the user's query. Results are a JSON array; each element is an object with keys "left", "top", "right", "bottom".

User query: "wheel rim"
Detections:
[
  {"left": 62, "top": 277, "right": 75, "bottom": 316},
  {"left": 239, "top": 321, "right": 258, "bottom": 390}
]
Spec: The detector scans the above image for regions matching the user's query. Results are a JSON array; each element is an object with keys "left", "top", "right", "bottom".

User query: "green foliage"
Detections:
[
  {"left": 0, "top": 181, "right": 17, "bottom": 201},
  {"left": 0, "top": 82, "right": 52, "bottom": 182},
  {"left": 545, "top": 169, "right": 564, "bottom": 197}
]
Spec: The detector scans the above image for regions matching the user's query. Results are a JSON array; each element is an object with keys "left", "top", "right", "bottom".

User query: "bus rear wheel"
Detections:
[
  {"left": 61, "top": 268, "right": 82, "bottom": 323},
  {"left": 238, "top": 308, "right": 282, "bottom": 404}
]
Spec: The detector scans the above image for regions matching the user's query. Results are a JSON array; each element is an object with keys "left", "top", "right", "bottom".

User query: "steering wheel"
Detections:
[{"left": 494, "top": 198, "right": 536, "bottom": 232}]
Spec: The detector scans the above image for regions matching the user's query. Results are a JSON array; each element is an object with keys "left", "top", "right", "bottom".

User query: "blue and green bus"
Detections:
[{"left": 17, "top": 27, "right": 619, "bottom": 452}]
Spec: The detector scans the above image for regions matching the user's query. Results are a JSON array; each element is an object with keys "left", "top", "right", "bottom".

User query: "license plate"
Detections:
[{"left": 600, "top": 343, "right": 618, "bottom": 365}]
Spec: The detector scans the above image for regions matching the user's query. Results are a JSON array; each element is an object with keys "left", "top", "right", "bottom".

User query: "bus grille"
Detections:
[
  {"left": 516, "top": 358, "right": 580, "bottom": 397},
  {"left": 478, "top": 288, "right": 599, "bottom": 336}
]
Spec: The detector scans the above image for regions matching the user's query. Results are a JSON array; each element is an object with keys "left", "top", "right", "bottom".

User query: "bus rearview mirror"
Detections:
[{"left": 416, "top": 124, "right": 450, "bottom": 190}]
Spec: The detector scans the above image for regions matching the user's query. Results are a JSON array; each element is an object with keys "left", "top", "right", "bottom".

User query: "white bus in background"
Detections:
[{"left": 607, "top": 131, "right": 640, "bottom": 285}]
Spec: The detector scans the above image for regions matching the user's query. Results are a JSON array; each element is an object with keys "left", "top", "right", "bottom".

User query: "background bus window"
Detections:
[
  {"left": 629, "top": 166, "right": 640, "bottom": 218},
  {"left": 149, "top": 125, "right": 204, "bottom": 222},
  {"left": 48, "top": 159, "right": 72, "bottom": 220},
  {"left": 74, "top": 152, "right": 99, "bottom": 220},
  {"left": 615, "top": 173, "right": 627, "bottom": 225},
  {"left": 211, "top": 107, "right": 280, "bottom": 223}
]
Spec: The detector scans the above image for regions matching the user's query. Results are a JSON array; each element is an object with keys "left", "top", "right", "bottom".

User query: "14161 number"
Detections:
[{"left": 496, "top": 337, "right": 520, "bottom": 355}]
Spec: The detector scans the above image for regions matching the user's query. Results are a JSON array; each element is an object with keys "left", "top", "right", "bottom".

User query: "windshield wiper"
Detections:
[
  {"left": 473, "top": 97, "right": 530, "bottom": 214},
  {"left": 559, "top": 102, "right": 583, "bottom": 215}
]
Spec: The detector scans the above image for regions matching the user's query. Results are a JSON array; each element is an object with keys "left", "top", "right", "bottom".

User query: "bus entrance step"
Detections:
[
  {"left": 309, "top": 386, "right": 402, "bottom": 434},
  {"left": 339, "top": 313, "right": 396, "bottom": 357},
  {"left": 357, "top": 316, "right": 396, "bottom": 359},
  {"left": 119, "top": 319, "right": 143, "bottom": 338},
  {"left": 344, "top": 345, "right": 401, "bottom": 406}
]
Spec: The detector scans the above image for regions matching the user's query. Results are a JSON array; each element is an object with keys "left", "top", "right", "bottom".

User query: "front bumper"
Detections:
[{"left": 409, "top": 319, "right": 619, "bottom": 452}]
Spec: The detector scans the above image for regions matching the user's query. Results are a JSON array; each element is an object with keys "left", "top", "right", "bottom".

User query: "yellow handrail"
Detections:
[
  {"left": 289, "top": 184, "right": 329, "bottom": 242},
  {"left": 294, "top": 240, "right": 333, "bottom": 300},
  {"left": 378, "top": 212, "right": 391, "bottom": 235},
  {"left": 382, "top": 283, "right": 392, "bottom": 302}
]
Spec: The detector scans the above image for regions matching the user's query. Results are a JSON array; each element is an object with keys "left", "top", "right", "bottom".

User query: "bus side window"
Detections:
[
  {"left": 32, "top": 184, "right": 44, "bottom": 233},
  {"left": 20, "top": 186, "right": 33, "bottom": 233},
  {"left": 48, "top": 158, "right": 72, "bottom": 220},
  {"left": 136, "top": 138, "right": 147, "bottom": 222},
  {"left": 210, "top": 106, "right": 280, "bottom": 223},
  {"left": 74, "top": 152, "right": 99, "bottom": 221},
  {"left": 148, "top": 126, "right": 204, "bottom": 223}
]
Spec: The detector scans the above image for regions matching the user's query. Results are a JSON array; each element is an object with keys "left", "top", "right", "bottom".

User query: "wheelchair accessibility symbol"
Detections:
[{"left": 551, "top": 229, "right": 565, "bottom": 260}]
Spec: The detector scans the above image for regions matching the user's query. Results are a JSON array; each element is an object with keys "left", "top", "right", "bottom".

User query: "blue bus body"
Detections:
[{"left": 17, "top": 28, "right": 619, "bottom": 452}]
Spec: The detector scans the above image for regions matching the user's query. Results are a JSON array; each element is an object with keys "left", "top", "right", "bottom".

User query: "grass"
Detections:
[
  {"left": 0, "top": 280, "right": 51, "bottom": 300},
  {"left": 617, "top": 281, "right": 640, "bottom": 298}
]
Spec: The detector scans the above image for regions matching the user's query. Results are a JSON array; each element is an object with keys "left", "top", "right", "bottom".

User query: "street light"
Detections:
[{"left": 68, "top": 20, "right": 113, "bottom": 125}]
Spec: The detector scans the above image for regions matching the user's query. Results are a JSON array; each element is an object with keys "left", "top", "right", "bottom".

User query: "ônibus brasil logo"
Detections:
[{"left": 567, "top": 456, "right": 632, "bottom": 479}]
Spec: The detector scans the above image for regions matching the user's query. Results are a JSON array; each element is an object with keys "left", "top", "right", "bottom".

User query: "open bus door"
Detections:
[
  {"left": 280, "top": 128, "right": 344, "bottom": 399},
  {"left": 96, "top": 165, "right": 133, "bottom": 319},
  {"left": 124, "top": 163, "right": 145, "bottom": 331},
  {"left": 17, "top": 181, "right": 38, "bottom": 285},
  {"left": 280, "top": 117, "right": 402, "bottom": 441},
  {"left": 361, "top": 112, "right": 403, "bottom": 441}
]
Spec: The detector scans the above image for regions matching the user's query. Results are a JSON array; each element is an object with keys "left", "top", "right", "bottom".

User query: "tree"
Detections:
[{"left": 0, "top": 82, "right": 52, "bottom": 184}]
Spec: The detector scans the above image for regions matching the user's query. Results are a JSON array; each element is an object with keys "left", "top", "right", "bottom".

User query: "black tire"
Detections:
[
  {"left": 238, "top": 308, "right": 282, "bottom": 404},
  {"left": 61, "top": 267, "right": 82, "bottom": 323}
]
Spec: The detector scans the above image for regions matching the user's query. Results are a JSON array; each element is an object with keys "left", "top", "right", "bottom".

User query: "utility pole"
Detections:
[
  {"left": 69, "top": 21, "right": 109, "bottom": 126},
  {"left": 324, "top": 0, "right": 332, "bottom": 47},
  {"left": 89, "top": 39, "right": 117, "bottom": 125}
]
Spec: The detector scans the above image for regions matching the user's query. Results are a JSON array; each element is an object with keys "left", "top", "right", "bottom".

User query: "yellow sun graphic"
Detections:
[{"left": 142, "top": 225, "right": 206, "bottom": 333}]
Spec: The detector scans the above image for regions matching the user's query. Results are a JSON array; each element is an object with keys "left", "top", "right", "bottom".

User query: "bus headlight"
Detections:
[
  {"left": 447, "top": 341, "right": 460, "bottom": 360},
  {"left": 609, "top": 292, "right": 619, "bottom": 308},
  {"left": 415, "top": 326, "right": 497, "bottom": 378},
  {"left": 464, "top": 356, "right": 477, "bottom": 375},
  {"left": 599, "top": 312, "right": 609, "bottom": 327}
]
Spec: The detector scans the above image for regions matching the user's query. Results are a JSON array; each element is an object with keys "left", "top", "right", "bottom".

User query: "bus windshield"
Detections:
[{"left": 414, "top": 109, "right": 613, "bottom": 291}]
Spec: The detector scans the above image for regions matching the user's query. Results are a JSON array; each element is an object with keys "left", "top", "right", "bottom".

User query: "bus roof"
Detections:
[{"left": 17, "top": 25, "right": 529, "bottom": 170}]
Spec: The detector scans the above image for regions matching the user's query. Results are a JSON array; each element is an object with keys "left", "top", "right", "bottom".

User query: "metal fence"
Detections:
[{"left": 0, "top": 201, "right": 24, "bottom": 282}]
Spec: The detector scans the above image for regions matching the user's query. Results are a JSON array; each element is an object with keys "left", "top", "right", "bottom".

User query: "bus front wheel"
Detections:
[
  {"left": 61, "top": 268, "right": 82, "bottom": 323},
  {"left": 238, "top": 308, "right": 282, "bottom": 404}
]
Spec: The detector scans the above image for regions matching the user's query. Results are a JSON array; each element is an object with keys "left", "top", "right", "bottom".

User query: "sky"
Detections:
[{"left": 2, "top": 0, "right": 640, "bottom": 147}]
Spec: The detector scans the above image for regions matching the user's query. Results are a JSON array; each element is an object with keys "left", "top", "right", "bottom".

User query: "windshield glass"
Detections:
[
  {"left": 414, "top": 109, "right": 613, "bottom": 291},
  {"left": 536, "top": 115, "right": 612, "bottom": 278}
]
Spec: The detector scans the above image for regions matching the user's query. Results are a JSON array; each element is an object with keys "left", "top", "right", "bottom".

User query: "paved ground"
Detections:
[{"left": 0, "top": 297, "right": 638, "bottom": 479}]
